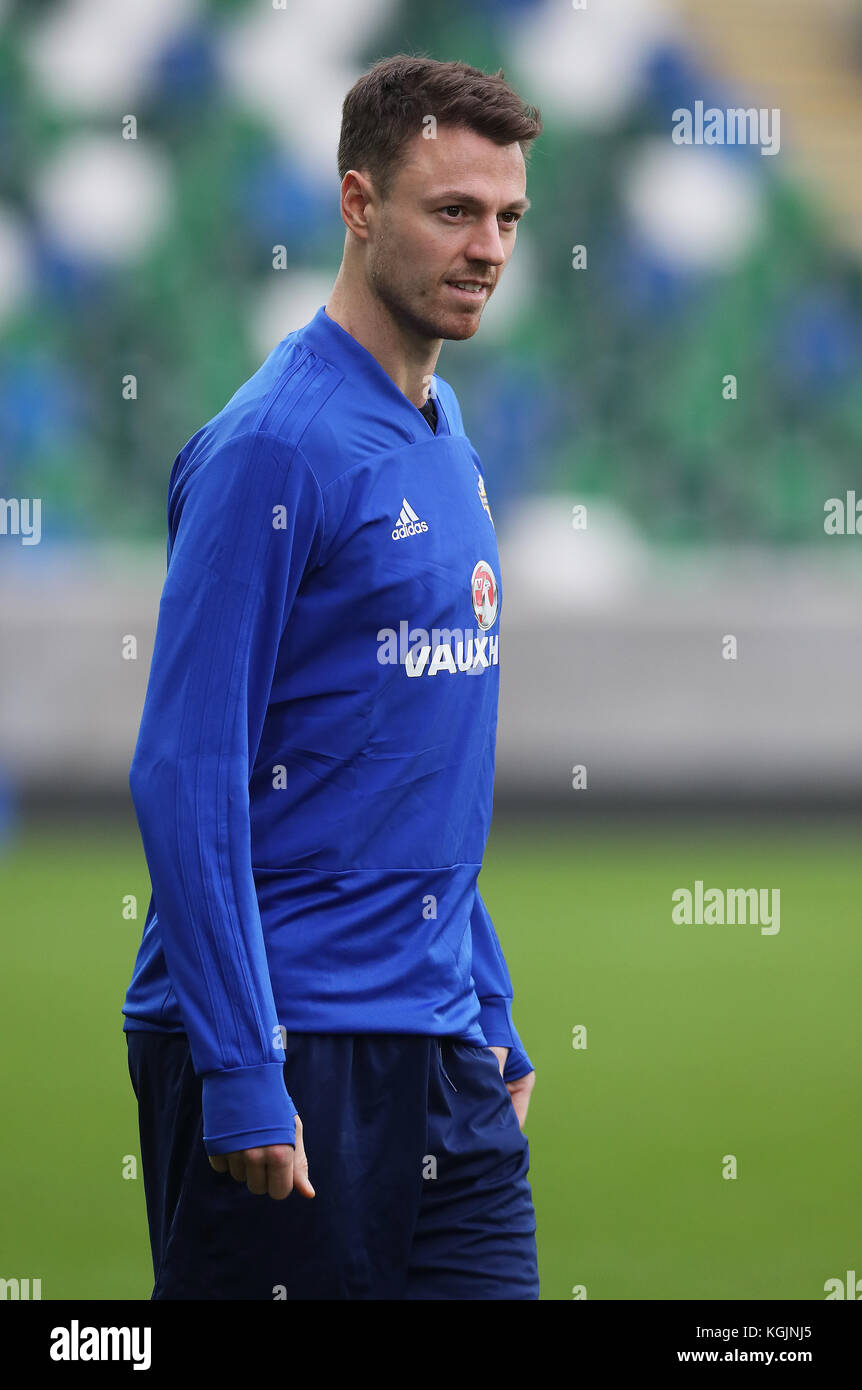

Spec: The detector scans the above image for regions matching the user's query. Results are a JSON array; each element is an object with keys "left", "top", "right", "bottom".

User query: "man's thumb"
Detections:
[{"left": 292, "top": 1114, "right": 315, "bottom": 1198}]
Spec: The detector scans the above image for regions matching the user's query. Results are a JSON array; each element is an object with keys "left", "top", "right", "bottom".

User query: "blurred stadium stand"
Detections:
[{"left": 1, "top": 0, "right": 861, "bottom": 814}]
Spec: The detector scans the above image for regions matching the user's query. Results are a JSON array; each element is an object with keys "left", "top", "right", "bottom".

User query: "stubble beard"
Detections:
[{"left": 367, "top": 233, "right": 484, "bottom": 344}]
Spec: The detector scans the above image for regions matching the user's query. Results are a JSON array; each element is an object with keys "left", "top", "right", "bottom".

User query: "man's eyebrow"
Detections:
[{"left": 427, "top": 190, "right": 531, "bottom": 212}]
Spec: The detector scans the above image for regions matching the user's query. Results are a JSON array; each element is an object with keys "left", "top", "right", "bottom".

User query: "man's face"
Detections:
[{"left": 363, "top": 124, "right": 530, "bottom": 342}]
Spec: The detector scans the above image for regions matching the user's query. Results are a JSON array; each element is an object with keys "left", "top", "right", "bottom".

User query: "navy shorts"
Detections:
[{"left": 126, "top": 1030, "right": 539, "bottom": 1300}]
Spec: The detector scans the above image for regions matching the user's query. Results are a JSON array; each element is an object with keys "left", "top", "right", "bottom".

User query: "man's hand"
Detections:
[
  {"left": 489, "top": 1046, "right": 536, "bottom": 1130},
  {"left": 208, "top": 1113, "right": 315, "bottom": 1200}
]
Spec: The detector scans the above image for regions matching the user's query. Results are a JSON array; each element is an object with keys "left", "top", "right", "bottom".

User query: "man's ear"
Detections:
[{"left": 340, "top": 170, "right": 374, "bottom": 239}]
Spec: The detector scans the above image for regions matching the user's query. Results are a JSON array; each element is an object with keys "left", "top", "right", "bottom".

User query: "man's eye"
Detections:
[
  {"left": 499, "top": 212, "right": 520, "bottom": 225},
  {"left": 442, "top": 206, "right": 462, "bottom": 217}
]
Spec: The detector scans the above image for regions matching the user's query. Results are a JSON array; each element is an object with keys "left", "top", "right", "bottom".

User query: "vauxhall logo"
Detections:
[
  {"left": 376, "top": 623, "right": 499, "bottom": 677},
  {"left": 377, "top": 560, "right": 500, "bottom": 678}
]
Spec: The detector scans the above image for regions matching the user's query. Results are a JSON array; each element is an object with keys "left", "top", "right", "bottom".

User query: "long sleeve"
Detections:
[
  {"left": 128, "top": 429, "right": 325, "bottom": 1154},
  {"left": 470, "top": 885, "right": 534, "bottom": 1083}
]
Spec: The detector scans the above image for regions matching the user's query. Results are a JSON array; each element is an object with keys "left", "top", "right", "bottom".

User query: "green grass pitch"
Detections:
[{"left": 1, "top": 815, "right": 859, "bottom": 1300}]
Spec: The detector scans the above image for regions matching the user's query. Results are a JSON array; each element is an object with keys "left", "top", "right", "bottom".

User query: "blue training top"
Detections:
[{"left": 122, "top": 305, "right": 532, "bottom": 1155}]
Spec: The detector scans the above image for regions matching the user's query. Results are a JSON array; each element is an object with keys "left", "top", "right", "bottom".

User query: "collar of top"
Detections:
[{"left": 297, "top": 304, "right": 450, "bottom": 440}]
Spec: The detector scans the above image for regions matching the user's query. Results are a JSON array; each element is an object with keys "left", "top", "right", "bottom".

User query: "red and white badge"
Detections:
[{"left": 471, "top": 560, "right": 499, "bottom": 630}]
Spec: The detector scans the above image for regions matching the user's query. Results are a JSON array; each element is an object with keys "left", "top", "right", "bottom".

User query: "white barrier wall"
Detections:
[{"left": 2, "top": 519, "right": 861, "bottom": 803}]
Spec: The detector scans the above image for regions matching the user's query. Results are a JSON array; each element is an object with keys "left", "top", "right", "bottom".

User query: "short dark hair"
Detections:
[{"left": 338, "top": 54, "right": 543, "bottom": 199}]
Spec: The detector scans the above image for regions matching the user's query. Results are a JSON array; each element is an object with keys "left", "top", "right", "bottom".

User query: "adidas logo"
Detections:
[{"left": 391, "top": 497, "right": 429, "bottom": 541}]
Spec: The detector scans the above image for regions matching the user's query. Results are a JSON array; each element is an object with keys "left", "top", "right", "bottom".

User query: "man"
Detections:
[{"left": 123, "top": 53, "right": 543, "bottom": 1300}]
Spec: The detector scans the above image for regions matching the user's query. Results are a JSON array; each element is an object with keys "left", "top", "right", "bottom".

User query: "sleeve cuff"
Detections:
[
  {"left": 502, "top": 1044, "right": 534, "bottom": 1083},
  {"left": 478, "top": 995, "right": 533, "bottom": 1079},
  {"left": 202, "top": 1061, "right": 297, "bottom": 1154},
  {"left": 503, "top": 1015, "right": 534, "bottom": 1083},
  {"left": 478, "top": 995, "right": 516, "bottom": 1049}
]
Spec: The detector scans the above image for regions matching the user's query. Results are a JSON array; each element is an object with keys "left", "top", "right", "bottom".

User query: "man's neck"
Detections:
[{"left": 324, "top": 276, "right": 442, "bottom": 410}]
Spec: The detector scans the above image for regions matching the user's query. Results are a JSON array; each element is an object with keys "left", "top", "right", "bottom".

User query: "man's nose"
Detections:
[{"left": 464, "top": 216, "right": 506, "bottom": 268}]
